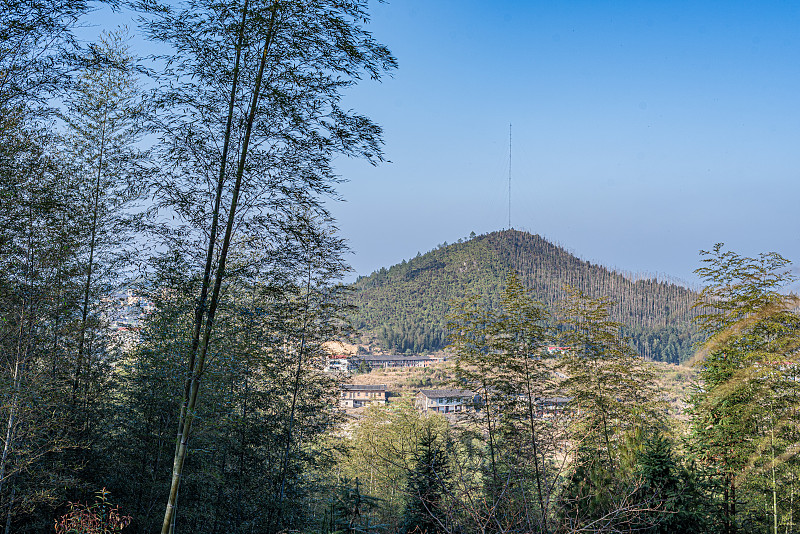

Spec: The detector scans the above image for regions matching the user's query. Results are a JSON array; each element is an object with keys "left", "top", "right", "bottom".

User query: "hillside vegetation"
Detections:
[
  {"left": 345, "top": 360, "right": 697, "bottom": 421},
  {"left": 350, "top": 229, "right": 703, "bottom": 362}
]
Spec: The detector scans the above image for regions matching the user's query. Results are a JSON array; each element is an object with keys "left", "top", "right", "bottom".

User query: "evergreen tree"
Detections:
[
  {"left": 400, "top": 428, "right": 452, "bottom": 534},
  {"left": 633, "top": 432, "right": 708, "bottom": 534},
  {"left": 106, "top": 229, "right": 348, "bottom": 533},
  {"left": 352, "top": 230, "right": 701, "bottom": 362},
  {"left": 336, "top": 401, "right": 449, "bottom": 531},
  {"left": 558, "top": 443, "right": 625, "bottom": 532},
  {"left": 0, "top": 5, "right": 147, "bottom": 527}
]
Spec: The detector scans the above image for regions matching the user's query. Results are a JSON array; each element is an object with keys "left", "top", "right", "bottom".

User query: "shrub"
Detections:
[{"left": 54, "top": 489, "right": 131, "bottom": 534}]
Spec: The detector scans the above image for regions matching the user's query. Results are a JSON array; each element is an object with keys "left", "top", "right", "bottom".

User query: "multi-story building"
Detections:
[
  {"left": 339, "top": 384, "right": 389, "bottom": 408},
  {"left": 351, "top": 354, "right": 445, "bottom": 369},
  {"left": 416, "top": 389, "right": 477, "bottom": 414},
  {"left": 325, "top": 355, "right": 352, "bottom": 374}
]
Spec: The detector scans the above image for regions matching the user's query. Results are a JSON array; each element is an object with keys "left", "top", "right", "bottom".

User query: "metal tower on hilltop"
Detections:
[{"left": 508, "top": 123, "right": 512, "bottom": 230}]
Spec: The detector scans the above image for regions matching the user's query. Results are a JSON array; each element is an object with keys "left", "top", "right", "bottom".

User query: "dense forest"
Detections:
[
  {"left": 1, "top": 1, "right": 392, "bottom": 532},
  {"left": 351, "top": 230, "right": 704, "bottom": 363},
  {"left": 2, "top": 1, "right": 800, "bottom": 534}
]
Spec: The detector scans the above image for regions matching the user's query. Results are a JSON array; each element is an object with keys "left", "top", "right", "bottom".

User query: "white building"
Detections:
[
  {"left": 340, "top": 384, "right": 388, "bottom": 408},
  {"left": 416, "top": 389, "right": 477, "bottom": 414}
]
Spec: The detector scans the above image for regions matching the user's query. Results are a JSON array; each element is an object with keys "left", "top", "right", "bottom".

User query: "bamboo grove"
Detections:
[
  {"left": 1, "top": 1, "right": 800, "bottom": 533},
  {"left": 0, "top": 0, "right": 395, "bottom": 531}
]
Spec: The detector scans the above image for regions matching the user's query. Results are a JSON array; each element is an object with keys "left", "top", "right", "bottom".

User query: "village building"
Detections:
[
  {"left": 325, "top": 355, "right": 352, "bottom": 374},
  {"left": 416, "top": 389, "right": 477, "bottom": 414},
  {"left": 339, "top": 384, "right": 388, "bottom": 408},
  {"left": 351, "top": 354, "right": 445, "bottom": 369},
  {"left": 534, "top": 396, "right": 571, "bottom": 418}
]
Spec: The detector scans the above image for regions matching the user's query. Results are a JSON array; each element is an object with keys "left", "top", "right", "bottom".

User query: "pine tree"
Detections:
[
  {"left": 336, "top": 400, "right": 450, "bottom": 531},
  {"left": 633, "top": 432, "right": 708, "bottom": 534},
  {"left": 400, "top": 427, "right": 451, "bottom": 534}
]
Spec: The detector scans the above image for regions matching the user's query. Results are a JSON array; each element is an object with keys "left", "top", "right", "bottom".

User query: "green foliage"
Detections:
[
  {"left": 554, "top": 288, "right": 669, "bottom": 533},
  {"left": 6, "top": 0, "right": 800, "bottom": 530},
  {"left": 633, "top": 433, "right": 708, "bottom": 534},
  {"left": 0, "top": 0, "right": 394, "bottom": 529},
  {"left": 103, "top": 243, "right": 347, "bottom": 533},
  {"left": 0, "top": 118, "right": 85, "bottom": 531},
  {"left": 688, "top": 244, "right": 800, "bottom": 534},
  {"left": 134, "top": 0, "right": 396, "bottom": 530},
  {"left": 557, "top": 431, "right": 708, "bottom": 534},
  {"left": 558, "top": 286, "right": 666, "bottom": 467},
  {"left": 352, "top": 229, "right": 701, "bottom": 362},
  {"left": 318, "top": 478, "right": 382, "bottom": 534},
  {"left": 0, "top": 0, "right": 92, "bottom": 109},
  {"left": 558, "top": 444, "right": 622, "bottom": 530},
  {"left": 400, "top": 428, "right": 452, "bottom": 534},
  {"left": 334, "top": 401, "right": 450, "bottom": 531},
  {"left": 0, "top": 19, "right": 143, "bottom": 532},
  {"left": 446, "top": 272, "right": 566, "bottom": 533}
]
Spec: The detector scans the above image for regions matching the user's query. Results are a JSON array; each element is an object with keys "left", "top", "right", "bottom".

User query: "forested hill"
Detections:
[{"left": 350, "top": 229, "right": 703, "bottom": 363}]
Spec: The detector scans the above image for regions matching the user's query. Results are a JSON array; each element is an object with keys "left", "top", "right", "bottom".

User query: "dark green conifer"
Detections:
[
  {"left": 400, "top": 428, "right": 451, "bottom": 534},
  {"left": 634, "top": 433, "right": 708, "bottom": 534}
]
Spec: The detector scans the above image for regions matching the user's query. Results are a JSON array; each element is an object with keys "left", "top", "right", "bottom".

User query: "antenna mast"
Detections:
[{"left": 508, "top": 123, "right": 512, "bottom": 230}]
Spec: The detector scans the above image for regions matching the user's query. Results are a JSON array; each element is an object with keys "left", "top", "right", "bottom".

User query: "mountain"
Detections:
[{"left": 349, "top": 229, "right": 703, "bottom": 363}]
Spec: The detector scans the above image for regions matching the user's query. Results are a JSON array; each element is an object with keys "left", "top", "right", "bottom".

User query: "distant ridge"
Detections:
[{"left": 350, "top": 229, "right": 702, "bottom": 363}]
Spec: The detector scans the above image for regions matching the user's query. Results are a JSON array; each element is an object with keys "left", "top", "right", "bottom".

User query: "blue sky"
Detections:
[
  {"left": 332, "top": 0, "right": 800, "bottom": 287},
  {"left": 87, "top": 1, "right": 800, "bottom": 287}
]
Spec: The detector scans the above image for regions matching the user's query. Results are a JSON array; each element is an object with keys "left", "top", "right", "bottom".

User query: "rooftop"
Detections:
[
  {"left": 418, "top": 389, "right": 473, "bottom": 398},
  {"left": 354, "top": 355, "right": 442, "bottom": 362},
  {"left": 341, "top": 384, "right": 387, "bottom": 391}
]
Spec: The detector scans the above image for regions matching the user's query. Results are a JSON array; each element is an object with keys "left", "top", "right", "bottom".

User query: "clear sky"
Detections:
[
  {"left": 86, "top": 1, "right": 800, "bottom": 288},
  {"left": 332, "top": 0, "right": 800, "bottom": 287}
]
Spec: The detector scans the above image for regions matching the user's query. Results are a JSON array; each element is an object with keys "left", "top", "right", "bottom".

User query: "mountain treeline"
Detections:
[{"left": 351, "top": 229, "right": 703, "bottom": 362}]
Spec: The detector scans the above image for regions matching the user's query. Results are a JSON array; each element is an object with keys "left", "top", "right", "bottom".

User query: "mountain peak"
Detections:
[{"left": 350, "top": 230, "right": 701, "bottom": 363}]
